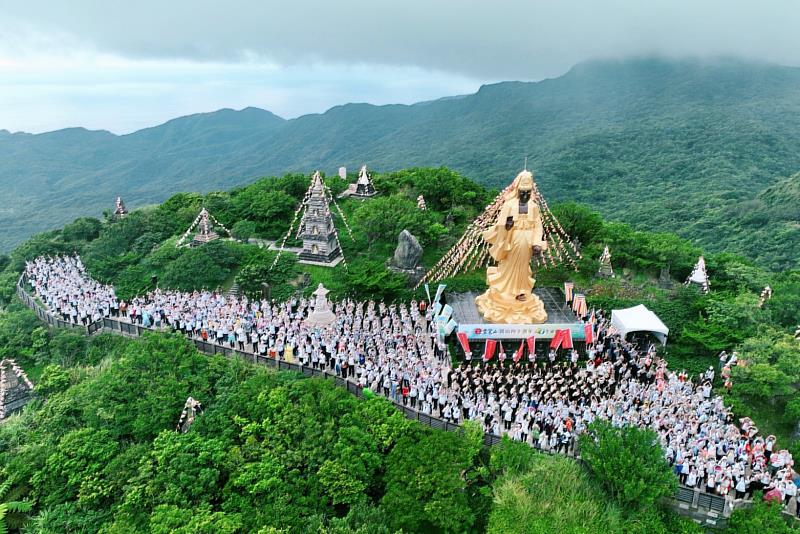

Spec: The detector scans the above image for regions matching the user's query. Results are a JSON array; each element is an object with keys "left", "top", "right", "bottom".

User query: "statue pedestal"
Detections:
[
  {"left": 306, "top": 283, "right": 337, "bottom": 327},
  {"left": 475, "top": 288, "right": 548, "bottom": 324},
  {"left": 306, "top": 308, "right": 336, "bottom": 327}
]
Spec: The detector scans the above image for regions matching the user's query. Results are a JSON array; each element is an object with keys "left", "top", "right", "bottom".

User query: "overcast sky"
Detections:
[{"left": 1, "top": 1, "right": 799, "bottom": 134}]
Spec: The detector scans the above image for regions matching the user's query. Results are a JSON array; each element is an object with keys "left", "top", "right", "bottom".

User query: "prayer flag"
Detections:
[
  {"left": 526, "top": 335, "right": 535, "bottom": 354},
  {"left": 424, "top": 283, "right": 432, "bottom": 305},
  {"left": 564, "top": 282, "right": 574, "bottom": 302},
  {"left": 483, "top": 339, "right": 497, "bottom": 361}
]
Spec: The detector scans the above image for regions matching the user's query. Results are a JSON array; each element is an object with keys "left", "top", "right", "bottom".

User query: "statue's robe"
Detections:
[{"left": 483, "top": 198, "right": 547, "bottom": 298}]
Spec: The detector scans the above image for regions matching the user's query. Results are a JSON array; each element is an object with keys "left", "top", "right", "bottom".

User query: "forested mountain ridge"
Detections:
[{"left": 2, "top": 57, "right": 799, "bottom": 268}]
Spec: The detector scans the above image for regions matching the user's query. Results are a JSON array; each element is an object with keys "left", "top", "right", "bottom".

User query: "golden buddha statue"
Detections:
[{"left": 475, "top": 170, "right": 548, "bottom": 324}]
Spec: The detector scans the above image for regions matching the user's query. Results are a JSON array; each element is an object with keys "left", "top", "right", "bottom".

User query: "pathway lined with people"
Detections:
[{"left": 21, "top": 255, "right": 800, "bottom": 517}]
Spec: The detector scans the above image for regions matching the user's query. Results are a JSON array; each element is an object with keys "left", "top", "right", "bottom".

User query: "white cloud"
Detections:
[{"left": 1, "top": 1, "right": 799, "bottom": 132}]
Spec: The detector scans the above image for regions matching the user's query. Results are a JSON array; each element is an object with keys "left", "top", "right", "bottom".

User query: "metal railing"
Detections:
[{"left": 16, "top": 276, "right": 736, "bottom": 519}]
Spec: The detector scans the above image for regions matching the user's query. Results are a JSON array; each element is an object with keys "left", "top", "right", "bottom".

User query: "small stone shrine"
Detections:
[
  {"left": 339, "top": 164, "right": 377, "bottom": 199},
  {"left": 658, "top": 265, "right": 674, "bottom": 289},
  {"left": 353, "top": 165, "right": 377, "bottom": 198},
  {"left": 192, "top": 208, "right": 219, "bottom": 245},
  {"left": 176, "top": 207, "right": 232, "bottom": 248},
  {"left": 176, "top": 396, "right": 203, "bottom": 433},
  {"left": 306, "top": 283, "right": 337, "bottom": 327},
  {"left": 113, "top": 196, "right": 128, "bottom": 218},
  {"left": 597, "top": 245, "right": 614, "bottom": 277},
  {"left": 298, "top": 171, "right": 344, "bottom": 266},
  {"left": 686, "top": 256, "right": 710, "bottom": 293},
  {"left": 0, "top": 359, "right": 34, "bottom": 420}
]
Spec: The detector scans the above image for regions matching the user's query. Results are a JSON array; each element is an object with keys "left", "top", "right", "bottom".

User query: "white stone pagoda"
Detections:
[
  {"left": 113, "top": 196, "right": 128, "bottom": 218},
  {"left": 686, "top": 256, "right": 710, "bottom": 293},
  {"left": 353, "top": 165, "right": 377, "bottom": 198}
]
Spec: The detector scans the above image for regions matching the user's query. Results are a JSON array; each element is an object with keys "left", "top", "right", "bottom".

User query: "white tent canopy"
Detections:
[{"left": 611, "top": 304, "right": 670, "bottom": 345}]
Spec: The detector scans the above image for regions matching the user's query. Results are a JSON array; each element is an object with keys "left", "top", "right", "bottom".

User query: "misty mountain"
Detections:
[{"left": 2, "top": 57, "right": 799, "bottom": 268}]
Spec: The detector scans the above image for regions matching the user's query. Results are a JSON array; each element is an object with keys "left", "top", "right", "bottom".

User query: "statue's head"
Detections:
[{"left": 515, "top": 170, "right": 534, "bottom": 202}]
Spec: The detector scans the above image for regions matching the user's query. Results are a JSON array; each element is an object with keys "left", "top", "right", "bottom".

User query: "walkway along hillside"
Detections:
[{"left": 15, "top": 275, "right": 751, "bottom": 529}]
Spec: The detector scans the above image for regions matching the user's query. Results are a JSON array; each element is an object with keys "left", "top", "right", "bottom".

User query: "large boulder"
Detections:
[{"left": 391, "top": 230, "right": 423, "bottom": 271}]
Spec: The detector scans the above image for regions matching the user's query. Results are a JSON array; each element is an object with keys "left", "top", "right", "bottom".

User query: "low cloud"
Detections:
[{"left": 3, "top": 1, "right": 799, "bottom": 80}]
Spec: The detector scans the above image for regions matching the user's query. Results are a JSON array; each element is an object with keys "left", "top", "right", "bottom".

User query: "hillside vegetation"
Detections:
[
  {"left": 1, "top": 58, "right": 799, "bottom": 269},
  {"left": 0, "top": 167, "right": 798, "bottom": 532},
  {"left": 6, "top": 167, "right": 800, "bottom": 442}
]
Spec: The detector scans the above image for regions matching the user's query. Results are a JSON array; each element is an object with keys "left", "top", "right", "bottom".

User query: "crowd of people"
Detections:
[{"left": 23, "top": 255, "right": 800, "bottom": 513}]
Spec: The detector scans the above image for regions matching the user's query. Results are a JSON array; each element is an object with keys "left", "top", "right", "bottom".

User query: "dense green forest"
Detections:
[
  {"left": 1, "top": 58, "right": 799, "bottom": 270},
  {"left": 1, "top": 167, "right": 798, "bottom": 532}
]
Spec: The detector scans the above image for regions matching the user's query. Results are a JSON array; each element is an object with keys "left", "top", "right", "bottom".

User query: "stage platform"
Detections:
[{"left": 449, "top": 288, "right": 585, "bottom": 341}]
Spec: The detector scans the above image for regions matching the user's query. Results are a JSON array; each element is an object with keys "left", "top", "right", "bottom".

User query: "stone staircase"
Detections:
[{"left": 227, "top": 282, "right": 242, "bottom": 298}]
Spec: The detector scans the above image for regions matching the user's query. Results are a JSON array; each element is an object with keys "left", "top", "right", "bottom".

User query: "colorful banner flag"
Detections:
[
  {"left": 433, "top": 283, "right": 446, "bottom": 305},
  {"left": 483, "top": 339, "right": 497, "bottom": 361},
  {"left": 424, "top": 283, "right": 431, "bottom": 305},
  {"left": 584, "top": 323, "right": 594, "bottom": 345},
  {"left": 456, "top": 331, "right": 471, "bottom": 355},
  {"left": 563, "top": 329, "right": 574, "bottom": 349},
  {"left": 514, "top": 340, "right": 525, "bottom": 362},
  {"left": 441, "top": 304, "right": 453, "bottom": 320},
  {"left": 550, "top": 329, "right": 573, "bottom": 350},
  {"left": 445, "top": 319, "right": 458, "bottom": 335},
  {"left": 526, "top": 335, "right": 536, "bottom": 354}
]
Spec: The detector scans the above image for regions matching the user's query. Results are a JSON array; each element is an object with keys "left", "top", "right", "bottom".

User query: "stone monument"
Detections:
[
  {"left": 597, "top": 245, "right": 614, "bottom": 278},
  {"left": 389, "top": 229, "right": 425, "bottom": 281},
  {"left": 306, "top": 283, "right": 336, "bottom": 326},
  {"left": 658, "top": 265, "right": 673, "bottom": 289},
  {"left": 298, "top": 171, "right": 343, "bottom": 266},
  {"left": 0, "top": 359, "right": 34, "bottom": 420},
  {"left": 176, "top": 396, "right": 203, "bottom": 433},
  {"left": 353, "top": 165, "right": 377, "bottom": 198},
  {"left": 191, "top": 208, "right": 219, "bottom": 246},
  {"left": 113, "top": 196, "right": 128, "bottom": 218},
  {"left": 686, "top": 256, "right": 710, "bottom": 293},
  {"left": 475, "top": 170, "right": 548, "bottom": 324}
]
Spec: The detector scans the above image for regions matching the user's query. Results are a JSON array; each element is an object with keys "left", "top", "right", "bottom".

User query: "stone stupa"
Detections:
[{"left": 306, "top": 283, "right": 336, "bottom": 327}]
